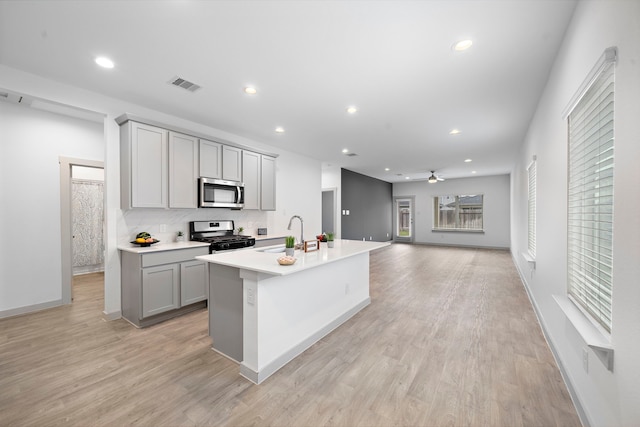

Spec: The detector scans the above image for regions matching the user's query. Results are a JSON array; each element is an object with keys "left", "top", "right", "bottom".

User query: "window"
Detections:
[
  {"left": 566, "top": 49, "right": 615, "bottom": 333},
  {"left": 433, "top": 194, "right": 483, "bottom": 231},
  {"left": 527, "top": 158, "right": 537, "bottom": 257}
]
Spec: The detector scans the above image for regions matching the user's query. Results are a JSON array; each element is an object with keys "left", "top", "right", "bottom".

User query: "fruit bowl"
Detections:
[
  {"left": 130, "top": 239, "right": 160, "bottom": 247},
  {"left": 277, "top": 256, "right": 296, "bottom": 265}
]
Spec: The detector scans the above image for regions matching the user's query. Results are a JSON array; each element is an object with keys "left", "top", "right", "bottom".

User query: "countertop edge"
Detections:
[
  {"left": 118, "top": 241, "right": 210, "bottom": 254},
  {"left": 196, "top": 240, "right": 391, "bottom": 276}
]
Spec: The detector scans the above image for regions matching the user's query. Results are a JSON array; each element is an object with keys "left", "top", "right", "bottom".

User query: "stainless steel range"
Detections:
[{"left": 189, "top": 220, "right": 255, "bottom": 253}]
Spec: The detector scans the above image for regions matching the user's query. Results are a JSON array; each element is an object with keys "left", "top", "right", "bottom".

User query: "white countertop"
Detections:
[
  {"left": 118, "top": 241, "right": 210, "bottom": 254},
  {"left": 196, "top": 239, "right": 390, "bottom": 276}
]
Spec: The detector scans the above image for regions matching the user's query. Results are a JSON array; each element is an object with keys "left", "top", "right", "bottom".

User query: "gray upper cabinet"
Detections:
[
  {"left": 242, "top": 151, "right": 276, "bottom": 211},
  {"left": 117, "top": 115, "right": 277, "bottom": 210},
  {"left": 261, "top": 155, "right": 276, "bottom": 211},
  {"left": 121, "top": 121, "right": 168, "bottom": 209},
  {"left": 169, "top": 132, "right": 198, "bottom": 209},
  {"left": 222, "top": 145, "right": 242, "bottom": 182},
  {"left": 199, "top": 139, "right": 222, "bottom": 179},
  {"left": 121, "top": 121, "right": 197, "bottom": 209},
  {"left": 242, "top": 150, "right": 260, "bottom": 210}
]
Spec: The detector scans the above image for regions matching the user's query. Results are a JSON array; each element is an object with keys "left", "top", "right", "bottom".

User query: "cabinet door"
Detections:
[
  {"left": 169, "top": 131, "right": 198, "bottom": 208},
  {"left": 131, "top": 122, "right": 168, "bottom": 208},
  {"left": 261, "top": 155, "right": 276, "bottom": 211},
  {"left": 222, "top": 145, "right": 242, "bottom": 182},
  {"left": 242, "top": 150, "right": 260, "bottom": 210},
  {"left": 180, "top": 260, "right": 208, "bottom": 306},
  {"left": 199, "top": 139, "right": 222, "bottom": 179},
  {"left": 141, "top": 264, "right": 179, "bottom": 318}
]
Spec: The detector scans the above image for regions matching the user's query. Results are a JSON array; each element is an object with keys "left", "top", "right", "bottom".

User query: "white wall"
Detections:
[
  {"left": 0, "top": 101, "right": 104, "bottom": 311},
  {"left": 510, "top": 1, "right": 640, "bottom": 425},
  {"left": 393, "top": 174, "right": 510, "bottom": 249},
  {"left": 0, "top": 65, "right": 321, "bottom": 318}
]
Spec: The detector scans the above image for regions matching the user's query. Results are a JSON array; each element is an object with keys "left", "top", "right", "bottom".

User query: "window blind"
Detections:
[
  {"left": 527, "top": 159, "right": 537, "bottom": 257},
  {"left": 567, "top": 59, "right": 615, "bottom": 333}
]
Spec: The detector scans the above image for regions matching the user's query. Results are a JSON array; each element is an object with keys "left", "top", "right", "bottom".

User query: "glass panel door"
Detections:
[{"left": 394, "top": 197, "right": 414, "bottom": 243}]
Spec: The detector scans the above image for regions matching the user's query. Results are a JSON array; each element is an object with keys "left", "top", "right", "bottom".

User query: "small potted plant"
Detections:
[
  {"left": 176, "top": 231, "right": 184, "bottom": 242},
  {"left": 285, "top": 236, "right": 296, "bottom": 256},
  {"left": 326, "top": 232, "right": 335, "bottom": 248},
  {"left": 237, "top": 227, "right": 244, "bottom": 235}
]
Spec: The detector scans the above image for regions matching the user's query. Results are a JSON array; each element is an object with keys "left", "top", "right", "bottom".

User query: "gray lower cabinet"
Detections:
[
  {"left": 121, "top": 246, "right": 209, "bottom": 327},
  {"left": 141, "top": 263, "right": 180, "bottom": 317},
  {"left": 180, "top": 260, "right": 208, "bottom": 306}
]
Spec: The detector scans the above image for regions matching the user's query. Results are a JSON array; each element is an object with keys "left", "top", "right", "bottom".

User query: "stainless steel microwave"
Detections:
[{"left": 199, "top": 177, "right": 244, "bottom": 209}]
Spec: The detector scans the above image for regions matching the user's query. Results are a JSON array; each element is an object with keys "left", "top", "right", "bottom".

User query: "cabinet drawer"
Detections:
[{"left": 141, "top": 247, "right": 208, "bottom": 267}]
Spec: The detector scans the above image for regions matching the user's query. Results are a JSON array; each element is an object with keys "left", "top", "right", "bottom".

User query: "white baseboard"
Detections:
[
  {"left": 102, "top": 310, "right": 121, "bottom": 321},
  {"left": 0, "top": 299, "right": 63, "bottom": 319}
]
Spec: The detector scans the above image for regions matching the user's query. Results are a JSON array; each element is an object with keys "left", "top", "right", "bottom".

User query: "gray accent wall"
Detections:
[{"left": 341, "top": 168, "right": 392, "bottom": 242}]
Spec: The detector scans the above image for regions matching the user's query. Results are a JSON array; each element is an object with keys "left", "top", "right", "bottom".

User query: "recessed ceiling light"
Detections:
[
  {"left": 244, "top": 86, "right": 257, "bottom": 95},
  {"left": 342, "top": 148, "right": 349, "bottom": 154},
  {"left": 453, "top": 39, "right": 473, "bottom": 51},
  {"left": 471, "top": 170, "right": 477, "bottom": 174},
  {"left": 95, "top": 56, "right": 114, "bottom": 68},
  {"left": 275, "top": 126, "right": 285, "bottom": 133},
  {"left": 346, "top": 106, "right": 358, "bottom": 114},
  {"left": 449, "top": 129, "right": 461, "bottom": 135},
  {"left": 464, "top": 158, "right": 473, "bottom": 163},
  {"left": 405, "top": 177, "right": 410, "bottom": 180},
  {"left": 384, "top": 168, "right": 390, "bottom": 171}
]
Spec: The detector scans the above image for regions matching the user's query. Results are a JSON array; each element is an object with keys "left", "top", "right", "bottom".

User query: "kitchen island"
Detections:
[{"left": 196, "top": 239, "right": 390, "bottom": 384}]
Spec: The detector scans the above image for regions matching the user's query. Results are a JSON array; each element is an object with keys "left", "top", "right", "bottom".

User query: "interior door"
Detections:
[{"left": 394, "top": 196, "right": 414, "bottom": 243}]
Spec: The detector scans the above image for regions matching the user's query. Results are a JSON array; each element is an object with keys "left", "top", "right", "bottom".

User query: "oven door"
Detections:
[{"left": 199, "top": 178, "right": 244, "bottom": 209}]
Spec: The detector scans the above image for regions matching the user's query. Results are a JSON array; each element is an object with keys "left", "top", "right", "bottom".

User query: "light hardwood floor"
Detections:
[{"left": 0, "top": 244, "right": 581, "bottom": 426}]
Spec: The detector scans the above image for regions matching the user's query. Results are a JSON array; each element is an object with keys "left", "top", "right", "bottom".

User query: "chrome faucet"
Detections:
[{"left": 287, "top": 215, "right": 304, "bottom": 248}]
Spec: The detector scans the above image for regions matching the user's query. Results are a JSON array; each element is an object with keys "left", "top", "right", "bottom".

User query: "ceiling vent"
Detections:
[
  {"left": 344, "top": 152, "right": 358, "bottom": 157},
  {"left": 168, "top": 76, "right": 202, "bottom": 92}
]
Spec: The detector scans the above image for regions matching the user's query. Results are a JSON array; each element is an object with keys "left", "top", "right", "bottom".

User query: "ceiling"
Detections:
[{"left": 0, "top": 0, "right": 577, "bottom": 183}]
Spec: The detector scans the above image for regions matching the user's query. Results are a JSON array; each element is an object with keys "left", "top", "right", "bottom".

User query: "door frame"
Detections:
[
  {"left": 322, "top": 187, "right": 338, "bottom": 237},
  {"left": 393, "top": 196, "right": 415, "bottom": 243},
  {"left": 59, "top": 156, "right": 104, "bottom": 304}
]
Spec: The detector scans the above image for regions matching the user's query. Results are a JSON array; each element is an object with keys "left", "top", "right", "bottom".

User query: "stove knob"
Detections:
[{"left": 221, "top": 243, "right": 229, "bottom": 250}]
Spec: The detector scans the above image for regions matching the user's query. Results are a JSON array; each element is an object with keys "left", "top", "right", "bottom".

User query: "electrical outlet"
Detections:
[
  {"left": 247, "top": 288, "right": 255, "bottom": 305},
  {"left": 582, "top": 348, "right": 589, "bottom": 372}
]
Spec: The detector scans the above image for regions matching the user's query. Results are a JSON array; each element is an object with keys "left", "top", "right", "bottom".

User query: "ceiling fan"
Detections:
[{"left": 428, "top": 171, "right": 445, "bottom": 183}]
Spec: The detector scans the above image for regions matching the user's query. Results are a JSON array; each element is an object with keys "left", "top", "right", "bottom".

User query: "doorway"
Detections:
[
  {"left": 71, "top": 165, "right": 105, "bottom": 275},
  {"left": 322, "top": 188, "right": 337, "bottom": 235},
  {"left": 60, "top": 157, "right": 104, "bottom": 304},
  {"left": 393, "top": 196, "right": 415, "bottom": 243}
]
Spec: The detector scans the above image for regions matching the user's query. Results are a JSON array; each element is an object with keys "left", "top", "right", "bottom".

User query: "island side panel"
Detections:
[
  {"left": 209, "top": 264, "right": 243, "bottom": 362},
  {"left": 241, "top": 252, "right": 370, "bottom": 383}
]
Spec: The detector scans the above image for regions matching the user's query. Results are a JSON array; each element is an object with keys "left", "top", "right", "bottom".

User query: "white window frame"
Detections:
[
  {"left": 432, "top": 194, "right": 484, "bottom": 232},
  {"left": 565, "top": 47, "right": 616, "bottom": 334}
]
